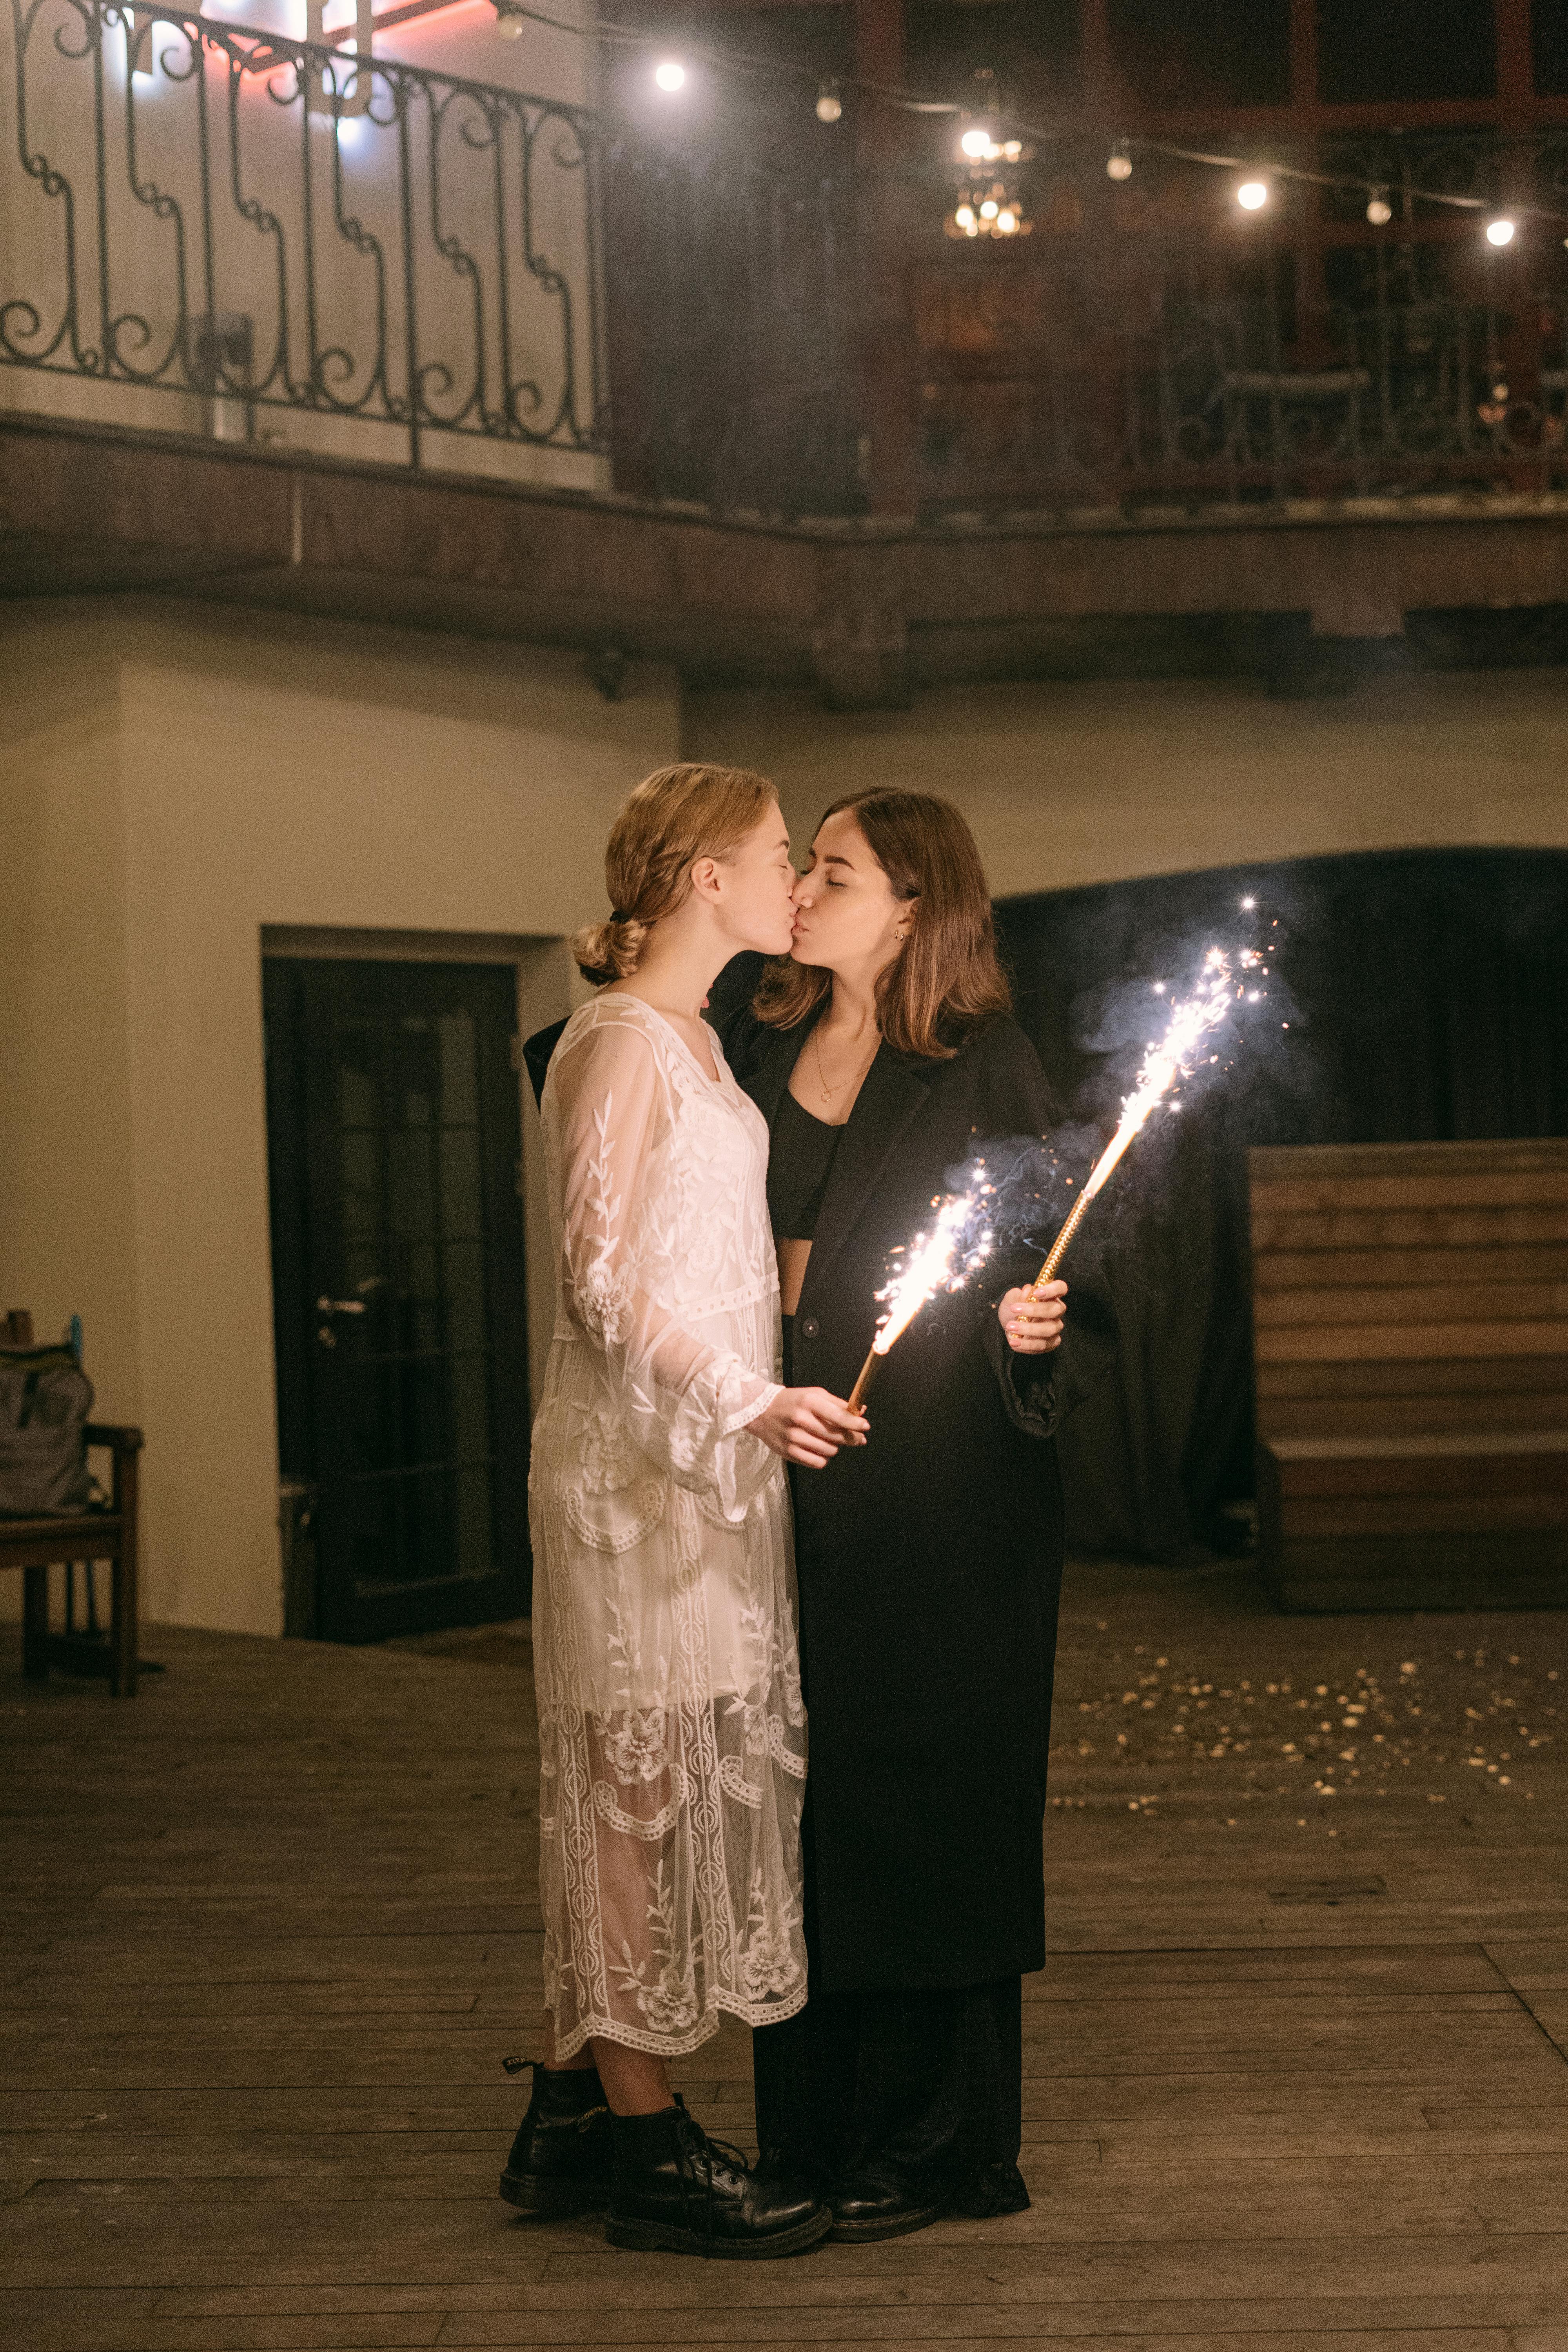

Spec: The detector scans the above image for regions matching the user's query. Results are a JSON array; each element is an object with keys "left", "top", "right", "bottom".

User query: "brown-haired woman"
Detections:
[
  {"left": 724, "top": 788, "right": 1118, "bottom": 2242},
  {"left": 505, "top": 764, "right": 865, "bottom": 2259}
]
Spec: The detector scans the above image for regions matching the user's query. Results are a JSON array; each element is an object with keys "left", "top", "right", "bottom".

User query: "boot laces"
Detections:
[{"left": 671, "top": 2094, "right": 751, "bottom": 2237}]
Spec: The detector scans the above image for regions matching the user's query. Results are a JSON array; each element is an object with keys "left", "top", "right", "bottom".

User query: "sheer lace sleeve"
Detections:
[{"left": 550, "top": 1016, "right": 781, "bottom": 1522}]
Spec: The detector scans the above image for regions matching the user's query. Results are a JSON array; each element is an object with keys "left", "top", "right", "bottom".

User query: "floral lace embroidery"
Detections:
[
  {"left": 597, "top": 1707, "right": 669, "bottom": 1783},
  {"left": 563, "top": 1479, "right": 666, "bottom": 1557},
  {"left": 612, "top": 1862, "right": 700, "bottom": 2035},
  {"left": 575, "top": 1403, "right": 640, "bottom": 1495},
  {"left": 737, "top": 1864, "right": 803, "bottom": 2004},
  {"left": 718, "top": 1755, "right": 762, "bottom": 1808},
  {"left": 593, "top": 1780, "right": 680, "bottom": 1840},
  {"left": 530, "top": 995, "right": 808, "bottom": 2060}
]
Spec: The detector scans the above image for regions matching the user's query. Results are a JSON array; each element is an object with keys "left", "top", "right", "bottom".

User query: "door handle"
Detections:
[{"left": 316, "top": 1296, "right": 367, "bottom": 1315}]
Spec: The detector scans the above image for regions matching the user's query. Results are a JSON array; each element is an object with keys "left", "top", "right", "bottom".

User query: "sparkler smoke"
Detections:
[{"left": 1034, "top": 937, "right": 1274, "bottom": 1284}]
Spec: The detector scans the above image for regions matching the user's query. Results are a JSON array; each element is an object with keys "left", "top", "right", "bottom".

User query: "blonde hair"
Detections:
[
  {"left": 754, "top": 788, "right": 1011, "bottom": 1058},
  {"left": 572, "top": 762, "right": 779, "bottom": 985}
]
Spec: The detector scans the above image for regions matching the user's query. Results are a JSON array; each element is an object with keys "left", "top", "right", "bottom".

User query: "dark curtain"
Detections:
[{"left": 996, "top": 848, "right": 1568, "bottom": 1559}]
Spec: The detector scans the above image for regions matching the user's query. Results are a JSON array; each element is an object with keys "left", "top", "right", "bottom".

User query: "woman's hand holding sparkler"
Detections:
[
  {"left": 753, "top": 1387, "right": 869, "bottom": 1468},
  {"left": 999, "top": 1281, "right": 1067, "bottom": 1355}
]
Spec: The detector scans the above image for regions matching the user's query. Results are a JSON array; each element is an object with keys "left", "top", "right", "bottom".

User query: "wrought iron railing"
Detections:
[
  {"left": 2, "top": 0, "right": 607, "bottom": 466},
  {"left": 4, "top": 6, "right": 1568, "bottom": 521},
  {"left": 919, "top": 282, "right": 1568, "bottom": 512},
  {"left": 602, "top": 130, "right": 862, "bottom": 519},
  {"left": 916, "top": 134, "right": 1568, "bottom": 512}
]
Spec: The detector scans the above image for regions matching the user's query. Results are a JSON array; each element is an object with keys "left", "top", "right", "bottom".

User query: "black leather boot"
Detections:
[
  {"left": 828, "top": 2155, "right": 949, "bottom": 2244},
  {"left": 604, "top": 2096, "right": 831, "bottom": 2259},
  {"left": 498, "top": 2058, "right": 613, "bottom": 2215}
]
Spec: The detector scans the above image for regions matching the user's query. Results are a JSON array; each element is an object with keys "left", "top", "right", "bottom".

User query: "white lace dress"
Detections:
[{"left": 529, "top": 991, "right": 808, "bottom": 2059}]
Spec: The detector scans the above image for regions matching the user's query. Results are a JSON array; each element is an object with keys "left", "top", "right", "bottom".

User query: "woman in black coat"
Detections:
[{"left": 724, "top": 788, "right": 1118, "bottom": 2244}]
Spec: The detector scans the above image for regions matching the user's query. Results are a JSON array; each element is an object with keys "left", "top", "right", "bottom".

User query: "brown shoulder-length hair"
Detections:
[{"left": 753, "top": 788, "right": 1011, "bottom": 1058}]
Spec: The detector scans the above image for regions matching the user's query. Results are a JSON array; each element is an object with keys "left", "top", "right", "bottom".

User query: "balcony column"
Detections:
[
  {"left": 1492, "top": 0, "right": 1541, "bottom": 465},
  {"left": 1288, "top": 0, "right": 1334, "bottom": 371},
  {"left": 851, "top": 0, "right": 920, "bottom": 520}
]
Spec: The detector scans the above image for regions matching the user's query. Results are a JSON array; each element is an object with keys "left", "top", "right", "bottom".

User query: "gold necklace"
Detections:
[{"left": 811, "top": 1022, "right": 876, "bottom": 1108}]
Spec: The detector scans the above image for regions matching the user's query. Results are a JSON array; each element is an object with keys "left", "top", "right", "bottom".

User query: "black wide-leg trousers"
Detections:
[
  {"left": 752, "top": 1792, "right": 1024, "bottom": 2201},
  {"left": 770, "top": 1314, "right": 1027, "bottom": 2205},
  {"left": 753, "top": 1964, "right": 1023, "bottom": 2194}
]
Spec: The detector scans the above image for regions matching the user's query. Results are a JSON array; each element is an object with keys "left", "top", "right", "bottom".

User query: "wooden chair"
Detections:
[
  {"left": 1249, "top": 1140, "right": 1568, "bottom": 1612},
  {"left": 1, "top": 1310, "right": 145, "bottom": 1696}
]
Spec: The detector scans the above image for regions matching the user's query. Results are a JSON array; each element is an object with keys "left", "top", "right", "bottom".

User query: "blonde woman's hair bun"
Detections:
[
  {"left": 570, "top": 911, "right": 648, "bottom": 986},
  {"left": 571, "top": 761, "right": 777, "bottom": 986}
]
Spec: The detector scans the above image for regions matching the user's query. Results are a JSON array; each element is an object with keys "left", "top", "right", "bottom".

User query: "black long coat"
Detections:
[{"left": 725, "top": 1007, "right": 1118, "bottom": 1994}]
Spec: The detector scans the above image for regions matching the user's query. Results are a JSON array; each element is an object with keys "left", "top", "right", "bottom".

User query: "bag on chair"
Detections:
[{"left": 0, "top": 1344, "right": 95, "bottom": 1516}]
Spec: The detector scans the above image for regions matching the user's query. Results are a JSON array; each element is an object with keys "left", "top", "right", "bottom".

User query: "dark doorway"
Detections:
[{"left": 263, "top": 958, "right": 531, "bottom": 1642}]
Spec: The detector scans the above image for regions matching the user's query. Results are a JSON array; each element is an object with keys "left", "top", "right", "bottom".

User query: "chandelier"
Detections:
[
  {"left": 945, "top": 71, "right": 1032, "bottom": 240},
  {"left": 945, "top": 68, "right": 1029, "bottom": 239}
]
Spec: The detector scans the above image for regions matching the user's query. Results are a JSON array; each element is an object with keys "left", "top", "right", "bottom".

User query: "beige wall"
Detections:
[
  {"left": 0, "top": 625, "right": 142, "bottom": 1466},
  {"left": 0, "top": 600, "right": 677, "bottom": 1635},
  {"left": 6, "top": 606, "right": 1567, "bottom": 1643},
  {"left": 687, "top": 670, "right": 1568, "bottom": 893}
]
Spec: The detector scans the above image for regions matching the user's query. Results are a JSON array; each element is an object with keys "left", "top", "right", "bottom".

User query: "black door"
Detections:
[{"left": 263, "top": 958, "right": 530, "bottom": 1642}]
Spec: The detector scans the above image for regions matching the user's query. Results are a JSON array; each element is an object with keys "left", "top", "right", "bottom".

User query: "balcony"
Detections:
[{"left": 5, "top": 0, "right": 1568, "bottom": 701}]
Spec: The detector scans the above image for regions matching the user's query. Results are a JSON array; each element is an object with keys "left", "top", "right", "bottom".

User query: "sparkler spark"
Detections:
[
  {"left": 844, "top": 1179, "right": 995, "bottom": 1410},
  {"left": 872, "top": 1188, "right": 995, "bottom": 1358},
  {"left": 844, "top": 926, "right": 1276, "bottom": 1414},
  {"left": 1034, "top": 942, "right": 1269, "bottom": 1285}
]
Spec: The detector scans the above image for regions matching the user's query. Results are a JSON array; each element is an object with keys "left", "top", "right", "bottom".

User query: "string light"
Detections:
[
  {"left": 815, "top": 76, "right": 842, "bottom": 123},
  {"left": 484, "top": 2, "right": 1568, "bottom": 238},
  {"left": 1366, "top": 189, "right": 1391, "bottom": 225},
  {"left": 653, "top": 57, "right": 685, "bottom": 92}
]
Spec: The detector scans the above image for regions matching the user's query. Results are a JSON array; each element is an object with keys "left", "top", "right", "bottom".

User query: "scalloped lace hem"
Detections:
[{"left": 549, "top": 1978, "right": 808, "bottom": 2065}]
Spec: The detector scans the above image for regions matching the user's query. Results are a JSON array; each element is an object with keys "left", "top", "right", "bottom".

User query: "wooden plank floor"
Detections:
[{"left": 4, "top": 1556, "right": 1568, "bottom": 2352}]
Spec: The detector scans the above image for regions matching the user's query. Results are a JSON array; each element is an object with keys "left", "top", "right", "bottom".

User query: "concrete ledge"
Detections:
[{"left": 6, "top": 407, "right": 1568, "bottom": 703}]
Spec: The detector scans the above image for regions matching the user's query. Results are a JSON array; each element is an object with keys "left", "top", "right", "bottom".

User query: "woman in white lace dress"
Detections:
[{"left": 502, "top": 763, "right": 864, "bottom": 2259}]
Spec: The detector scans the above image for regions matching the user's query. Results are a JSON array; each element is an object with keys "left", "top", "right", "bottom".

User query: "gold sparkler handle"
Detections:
[
  {"left": 846, "top": 1346, "right": 883, "bottom": 1417},
  {"left": 1033, "top": 1186, "right": 1093, "bottom": 1289}
]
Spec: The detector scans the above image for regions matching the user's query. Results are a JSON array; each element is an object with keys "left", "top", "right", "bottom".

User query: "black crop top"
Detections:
[{"left": 768, "top": 1087, "right": 844, "bottom": 1240}]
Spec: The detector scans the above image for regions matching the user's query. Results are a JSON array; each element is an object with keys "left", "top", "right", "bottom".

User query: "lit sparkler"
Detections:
[
  {"left": 1033, "top": 942, "right": 1266, "bottom": 1288},
  {"left": 846, "top": 1183, "right": 995, "bottom": 1414}
]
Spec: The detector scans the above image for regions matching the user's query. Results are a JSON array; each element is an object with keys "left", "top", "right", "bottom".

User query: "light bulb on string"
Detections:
[
  {"left": 815, "top": 77, "right": 842, "bottom": 123},
  {"left": 1237, "top": 179, "right": 1269, "bottom": 211},
  {"left": 1486, "top": 216, "right": 1515, "bottom": 246},
  {"left": 1106, "top": 142, "right": 1132, "bottom": 181},
  {"left": 960, "top": 126, "right": 990, "bottom": 160},
  {"left": 1366, "top": 189, "right": 1392, "bottom": 225},
  {"left": 495, "top": 2, "right": 523, "bottom": 34},
  {"left": 653, "top": 58, "right": 685, "bottom": 92}
]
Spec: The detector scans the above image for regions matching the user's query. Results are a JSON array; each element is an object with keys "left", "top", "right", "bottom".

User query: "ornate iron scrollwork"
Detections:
[{"left": 2, "top": 0, "right": 607, "bottom": 468}]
